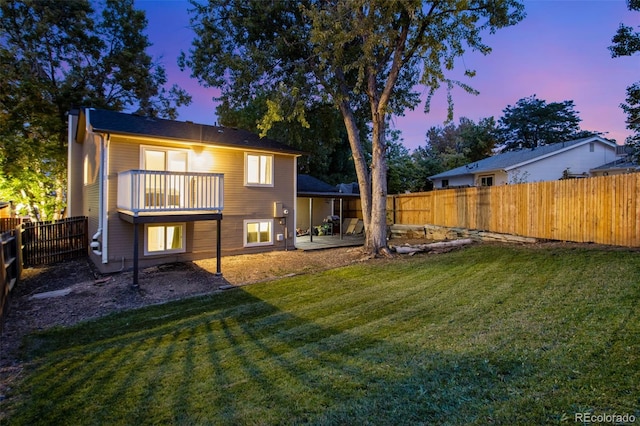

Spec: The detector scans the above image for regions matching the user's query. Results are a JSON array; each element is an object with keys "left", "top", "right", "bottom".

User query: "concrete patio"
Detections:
[{"left": 295, "top": 234, "right": 365, "bottom": 251}]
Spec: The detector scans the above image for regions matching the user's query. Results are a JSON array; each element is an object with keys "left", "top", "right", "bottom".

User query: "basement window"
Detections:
[
  {"left": 145, "top": 223, "right": 186, "bottom": 255},
  {"left": 244, "top": 219, "right": 273, "bottom": 247}
]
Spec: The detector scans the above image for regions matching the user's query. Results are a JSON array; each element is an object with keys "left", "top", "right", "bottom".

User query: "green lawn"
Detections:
[{"left": 4, "top": 244, "right": 640, "bottom": 425}]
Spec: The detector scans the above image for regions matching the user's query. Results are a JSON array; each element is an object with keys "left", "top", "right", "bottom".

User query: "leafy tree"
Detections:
[
  {"left": 409, "top": 146, "right": 444, "bottom": 192},
  {"left": 386, "top": 133, "right": 416, "bottom": 194},
  {"left": 425, "top": 124, "right": 469, "bottom": 170},
  {"left": 181, "top": 0, "right": 524, "bottom": 255},
  {"left": 216, "top": 94, "right": 359, "bottom": 185},
  {"left": 609, "top": 0, "right": 640, "bottom": 153},
  {"left": 458, "top": 117, "right": 499, "bottom": 162},
  {"left": 497, "top": 95, "right": 593, "bottom": 150},
  {"left": 421, "top": 116, "right": 497, "bottom": 171},
  {"left": 0, "top": 0, "right": 191, "bottom": 219}
]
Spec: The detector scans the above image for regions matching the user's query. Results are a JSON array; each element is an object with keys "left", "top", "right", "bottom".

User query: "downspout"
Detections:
[
  {"left": 88, "top": 109, "right": 109, "bottom": 264},
  {"left": 89, "top": 108, "right": 103, "bottom": 256},
  {"left": 90, "top": 130, "right": 105, "bottom": 257},
  {"left": 90, "top": 131, "right": 110, "bottom": 264},
  {"left": 101, "top": 133, "right": 110, "bottom": 264}
]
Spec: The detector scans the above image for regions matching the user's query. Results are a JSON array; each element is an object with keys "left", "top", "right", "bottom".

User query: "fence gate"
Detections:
[{"left": 22, "top": 216, "right": 88, "bottom": 267}]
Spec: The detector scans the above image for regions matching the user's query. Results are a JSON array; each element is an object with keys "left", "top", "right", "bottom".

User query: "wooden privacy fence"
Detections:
[
  {"left": 1, "top": 225, "right": 21, "bottom": 324},
  {"left": 343, "top": 173, "right": 640, "bottom": 247},
  {"left": 22, "top": 216, "right": 88, "bottom": 267}
]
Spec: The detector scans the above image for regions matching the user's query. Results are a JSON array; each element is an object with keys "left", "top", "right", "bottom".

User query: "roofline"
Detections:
[
  {"left": 503, "top": 136, "right": 616, "bottom": 171},
  {"left": 590, "top": 165, "right": 640, "bottom": 173},
  {"left": 84, "top": 108, "right": 305, "bottom": 156},
  {"left": 297, "top": 191, "right": 360, "bottom": 198},
  {"left": 428, "top": 172, "right": 473, "bottom": 181},
  {"left": 93, "top": 129, "right": 303, "bottom": 157}
]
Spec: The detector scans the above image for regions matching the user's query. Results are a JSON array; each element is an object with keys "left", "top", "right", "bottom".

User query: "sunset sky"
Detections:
[{"left": 137, "top": 0, "right": 638, "bottom": 150}]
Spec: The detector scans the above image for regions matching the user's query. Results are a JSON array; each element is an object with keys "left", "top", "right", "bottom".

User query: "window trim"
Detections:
[
  {"left": 140, "top": 145, "right": 189, "bottom": 171},
  {"left": 479, "top": 175, "right": 494, "bottom": 187},
  {"left": 144, "top": 223, "right": 186, "bottom": 256},
  {"left": 243, "top": 219, "right": 274, "bottom": 247},
  {"left": 244, "top": 152, "right": 274, "bottom": 187}
]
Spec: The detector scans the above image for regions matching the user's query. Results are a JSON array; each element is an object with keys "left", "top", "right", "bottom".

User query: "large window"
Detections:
[
  {"left": 244, "top": 219, "right": 273, "bottom": 247},
  {"left": 145, "top": 223, "right": 185, "bottom": 255},
  {"left": 245, "top": 153, "right": 273, "bottom": 186},
  {"left": 142, "top": 147, "right": 188, "bottom": 172},
  {"left": 141, "top": 147, "right": 188, "bottom": 208}
]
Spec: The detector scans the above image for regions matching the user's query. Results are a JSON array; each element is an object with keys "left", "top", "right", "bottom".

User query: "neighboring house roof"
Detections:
[
  {"left": 297, "top": 174, "right": 359, "bottom": 198},
  {"left": 429, "top": 136, "right": 616, "bottom": 180},
  {"left": 78, "top": 108, "right": 303, "bottom": 155},
  {"left": 590, "top": 157, "right": 640, "bottom": 173}
]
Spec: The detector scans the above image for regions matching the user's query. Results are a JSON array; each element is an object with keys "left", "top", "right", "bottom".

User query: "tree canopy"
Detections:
[
  {"left": 496, "top": 95, "right": 598, "bottom": 150},
  {"left": 0, "top": 0, "right": 191, "bottom": 219},
  {"left": 182, "top": 0, "right": 524, "bottom": 254},
  {"left": 609, "top": 0, "right": 640, "bottom": 152},
  {"left": 216, "top": 95, "right": 361, "bottom": 186}
]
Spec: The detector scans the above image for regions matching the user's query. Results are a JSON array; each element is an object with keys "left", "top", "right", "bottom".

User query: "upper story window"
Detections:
[
  {"left": 245, "top": 153, "right": 273, "bottom": 186},
  {"left": 141, "top": 146, "right": 188, "bottom": 171}
]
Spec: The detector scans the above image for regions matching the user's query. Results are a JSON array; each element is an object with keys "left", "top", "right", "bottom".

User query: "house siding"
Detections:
[
  {"left": 509, "top": 142, "right": 617, "bottom": 182},
  {"left": 296, "top": 197, "right": 333, "bottom": 230},
  {"left": 89, "top": 134, "right": 296, "bottom": 273},
  {"left": 84, "top": 134, "right": 102, "bottom": 266},
  {"left": 437, "top": 174, "right": 474, "bottom": 188}
]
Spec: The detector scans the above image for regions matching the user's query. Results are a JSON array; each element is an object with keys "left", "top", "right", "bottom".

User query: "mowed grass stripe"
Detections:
[{"left": 6, "top": 245, "right": 640, "bottom": 425}]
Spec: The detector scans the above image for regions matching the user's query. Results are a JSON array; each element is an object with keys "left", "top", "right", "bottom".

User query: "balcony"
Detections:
[{"left": 117, "top": 170, "right": 224, "bottom": 217}]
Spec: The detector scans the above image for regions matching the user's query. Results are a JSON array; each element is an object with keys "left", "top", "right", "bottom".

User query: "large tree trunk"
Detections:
[
  {"left": 367, "top": 110, "right": 389, "bottom": 254},
  {"left": 338, "top": 100, "right": 372, "bottom": 236}
]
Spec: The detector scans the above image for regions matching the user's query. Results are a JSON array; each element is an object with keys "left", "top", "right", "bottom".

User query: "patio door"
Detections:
[{"left": 142, "top": 147, "right": 188, "bottom": 208}]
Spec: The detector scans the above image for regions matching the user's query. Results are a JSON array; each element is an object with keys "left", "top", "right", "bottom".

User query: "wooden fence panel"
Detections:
[
  {"left": 1, "top": 227, "right": 21, "bottom": 327},
  {"left": 383, "top": 174, "right": 640, "bottom": 247},
  {"left": 22, "top": 216, "right": 88, "bottom": 267},
  {"left": 326, "top": 175, "right": 639, "bottom": 247},
  {"left": 0, "top": 218, "right": 24, "bottom": 232}
]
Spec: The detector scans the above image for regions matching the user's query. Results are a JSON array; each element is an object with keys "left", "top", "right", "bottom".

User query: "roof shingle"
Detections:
[{"left": 84, "top": 108, "right": 303, "bottom": 155}]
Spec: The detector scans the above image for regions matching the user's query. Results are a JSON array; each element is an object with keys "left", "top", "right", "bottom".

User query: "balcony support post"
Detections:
[
  {"left": 216, "top": 217, "right": 222, "bottom": 276},
  {"left": 133, "top": 223, "right": 139, "bottom": 288}
]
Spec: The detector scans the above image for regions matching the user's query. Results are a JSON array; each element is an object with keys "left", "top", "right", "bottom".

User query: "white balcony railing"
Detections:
[{"left": 117, "top": 170, "right": 224, "bottom": 214}]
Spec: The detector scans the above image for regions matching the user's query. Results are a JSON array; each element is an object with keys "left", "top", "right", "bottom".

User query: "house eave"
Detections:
[
  {"left": 91, "top": 128, "right": 303, "bottom": 157},
  {"left": 297, "top": 191, "right": 360, "bottom": 198},
  {"left": 503, "top": 136, "right": 616, "bottom": 171}
]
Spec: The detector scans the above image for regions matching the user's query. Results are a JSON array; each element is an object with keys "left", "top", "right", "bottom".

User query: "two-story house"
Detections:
[{"left": 67, "top": 108, "right": 302, "bottom": 284}]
